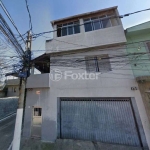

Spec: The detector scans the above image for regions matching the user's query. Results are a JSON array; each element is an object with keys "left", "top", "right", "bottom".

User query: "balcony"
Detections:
[{"left": 46, "top": 25, "right": 126, "bottom": 53}]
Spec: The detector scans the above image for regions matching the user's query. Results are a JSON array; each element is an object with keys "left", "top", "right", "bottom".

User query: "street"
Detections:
[{"left": 0, "top": 114, "right": 16, "bottom": 150}]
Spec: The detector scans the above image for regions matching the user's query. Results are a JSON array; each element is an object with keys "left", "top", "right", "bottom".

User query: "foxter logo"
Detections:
[
  {"left": 50, "top": 68, "right": 100, "bottom": 82},
  {"left": 50, "top": 69, "right": 62, "bottom": 81}
]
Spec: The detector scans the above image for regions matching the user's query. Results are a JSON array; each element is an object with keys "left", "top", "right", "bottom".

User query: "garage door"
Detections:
[{"left": 58, "top": 98, "right": 141, "bottom": 147}]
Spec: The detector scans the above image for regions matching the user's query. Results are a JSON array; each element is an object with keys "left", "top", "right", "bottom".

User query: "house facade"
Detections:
[
  {"left": 6, "top": 79, "right": 20, "bottom": 97},
  {"left": 23, "top": 6, "right": 150, "bottom": 148},
  {"left": 0, "top": 79, "right": 19, "bottom": 98},
  {"left": 126, "top": 21, "right": 150, "bottom": 123}
]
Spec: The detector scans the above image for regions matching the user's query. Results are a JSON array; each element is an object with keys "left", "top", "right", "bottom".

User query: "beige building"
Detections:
[{"left": 23, "top": 6, "right": 150, "bottom": 149}]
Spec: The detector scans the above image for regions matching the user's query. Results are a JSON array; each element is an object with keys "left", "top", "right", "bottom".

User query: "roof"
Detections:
[
  {"left": 51, "top": 6, "right": 118, "bottom": 25},
  {"left": 6, "top": 79, "right": 20, "bottom": 86},
  {"left": 126, "top": 21, "right": 150, "bottom": 35},
  {"left": 32, "top": 53, "right": 50, "bottom": 73}
]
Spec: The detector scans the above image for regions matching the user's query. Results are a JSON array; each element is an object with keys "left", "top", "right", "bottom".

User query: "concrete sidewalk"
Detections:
[{"left": 20, "top": 138, "right": 146, "bottom": 150}]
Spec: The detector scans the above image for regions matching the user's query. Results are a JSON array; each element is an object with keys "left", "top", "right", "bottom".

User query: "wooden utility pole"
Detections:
[{"left": 12, "top": 31, "right": 32, "bottom": 150}]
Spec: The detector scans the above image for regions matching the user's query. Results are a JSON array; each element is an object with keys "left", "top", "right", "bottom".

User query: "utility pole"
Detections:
[{"left": 12, "top": 31, "right": 32, "bottom": 150}]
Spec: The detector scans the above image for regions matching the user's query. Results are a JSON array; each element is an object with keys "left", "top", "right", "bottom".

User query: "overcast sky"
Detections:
[{"left": 1, "top": 0, "right": 150, "bottom": 54}]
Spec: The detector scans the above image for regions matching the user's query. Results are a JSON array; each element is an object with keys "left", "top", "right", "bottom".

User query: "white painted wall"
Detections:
[
  {"left": 24, "top": 10, "right": 150, "bottom": 146},
  {"left": 26, "top": 73, "right": 50, "bottom": 88},
  {"left": 49, "top": 47, "right": 150, "bottom": 147},
  {"left": 25, "top": 47, "right": 150, "bottom": 147},
  {"left": 46, "top": 25, "right": 126, "bottom": 53}
]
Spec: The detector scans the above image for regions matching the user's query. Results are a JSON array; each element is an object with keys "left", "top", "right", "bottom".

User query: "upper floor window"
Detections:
[
  {"left": 84, "top": 15, "right": 112, "bottom": 32},
  {"left": 57, "top": 21, "right": 80, "bottom": 37},
  {"left": 85, "top": 54, "right": 111, "bottom": 73}
]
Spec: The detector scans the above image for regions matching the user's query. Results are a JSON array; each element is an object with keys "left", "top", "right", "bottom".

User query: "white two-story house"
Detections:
[{"left": 23, "top": 6, "right": 150, "bottom": 149}]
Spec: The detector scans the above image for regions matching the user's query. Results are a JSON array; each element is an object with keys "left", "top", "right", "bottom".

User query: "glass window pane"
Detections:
[
  {"left": 93, "top": 20, "right": 100, "bottom": 30},
  {"left": 62, "top": 27, "right": 67, "bottom": 36},
  {"left": 57, "top": 28, "right": 61, "bottom": 37},
  {"left": 85, "top": 56, "right": 97, "bottom": 72},
  {"left": 74, "top": 24, "right": 80, "bottom": 34},
  {"left": 68, "top": 26, "right": 73, "bottom": 35},
  {"left": 84, "top": 22, "right": 92, "bottom": 32},
  {"left": 102, "top": 19, "right": 111, "bottom": 28},
  {"left": 57, "top": 25, "right": 62, "bottom": 37},
  {"left": 97, "top": 55, "right": 111, "bottom": 73},
  {"left": 63, "top": 23, "right": 67, "bottom": 26}
]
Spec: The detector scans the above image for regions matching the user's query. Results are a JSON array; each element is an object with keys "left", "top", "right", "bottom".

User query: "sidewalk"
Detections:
[{"left": 20, "top": 138, "right": 146, "bottom": 150}]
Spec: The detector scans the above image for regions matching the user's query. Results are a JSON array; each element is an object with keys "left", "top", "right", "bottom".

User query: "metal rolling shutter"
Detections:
[{"left": 59, "top": 98, "right": 141, "bottom": 147}]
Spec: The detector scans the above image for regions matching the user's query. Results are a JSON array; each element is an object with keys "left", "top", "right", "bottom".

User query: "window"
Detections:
[
  {"left": 34, "top": 108, "right": 42, "bottom": 116},
  {"left": 93, "top": 18, "right": 101, "bottom": 30},
  {"left": 57, "top": 25, "right": 62, "bottom": 37},
  {"left": 57, "top": 21, "right": 80, "bottom": 37},
  {"left": 74, "top": 22, "right": 80, "bottom": 34},
  {"left": 85, "top": 55, "right": 111, "bottom": 73},
  {"left": 102, "top": 19, "right": 111, "bottom": 28},
  {"left": 14, "top": 87, "right": 16, "bottom": 92},
  {"left": 84, "top": 15, "right": 111, "bottom": 32},
  {"left": 146, "top": 42, "right": 150, "bottom": 51}
]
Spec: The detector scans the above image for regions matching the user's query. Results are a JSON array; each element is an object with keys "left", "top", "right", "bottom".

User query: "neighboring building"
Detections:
[
  {"left": 6, "top": 79, "right": 20, "bottom": 97},
  {"left": 126, "top": 21, "right": 150, "bottom": 123},
  {"left": 0, "top": 79, "right": 19, "bottom": 98},
  {"left": 23, "top": 6, "right": 150, "bottom": 148}
]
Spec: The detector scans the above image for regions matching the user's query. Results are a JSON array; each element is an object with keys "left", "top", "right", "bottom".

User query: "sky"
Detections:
[{"left": 1, "top": 0, "right": 150, "bottom": 54}]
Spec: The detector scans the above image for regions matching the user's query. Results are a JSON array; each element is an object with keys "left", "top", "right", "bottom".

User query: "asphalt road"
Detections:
[{"left": 0, "top": 114, "right": 16, "bottom": 150}]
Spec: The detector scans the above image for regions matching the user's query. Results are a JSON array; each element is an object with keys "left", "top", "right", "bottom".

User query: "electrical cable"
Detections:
[
  {"left": 31, "top": 7, "right": 150, "bottom": 39},
  {"left": 0, "top": 0, "right": 26, "bottom": 44},
  {"left": 25, "top": 0, "right": 32, "bottom": 31}
]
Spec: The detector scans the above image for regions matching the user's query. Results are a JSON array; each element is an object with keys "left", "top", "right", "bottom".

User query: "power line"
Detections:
[
  {"left": 34, "top": 53, "right": 150, "bottom": 70},
  {"left": 31, "top": 7, "right": 150, "bottom": 39},
  {"left": 30, "top": 41, "right": 150, "bottom": 60},
  {"left": 0, "top": 14, "right": 25, "bottom": 57},
  {"left": 25, "top": 0, "right": 32, "bottom": 31},
  {"left": 0, "top": 13, "right": 25, "bottom": 76},
  {"left": 122, "top": 8, "right": 150, "bottom": 16},
  {"left": 0, "top": 0, "right": 26, "bottom": 44}
]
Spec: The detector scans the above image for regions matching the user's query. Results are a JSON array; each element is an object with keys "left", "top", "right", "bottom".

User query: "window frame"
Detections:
[
  {"left": 84, "top": 15, "right": 112, "bottom": 32},
  {"left": 85, "top": 54, "right": 111, "bottom": 73},
  {"left": 57, "top": 21, "right": 80, "bottom": 37},
  {"left": 33, "top": 107, "right": 42, "bottom": 117}
]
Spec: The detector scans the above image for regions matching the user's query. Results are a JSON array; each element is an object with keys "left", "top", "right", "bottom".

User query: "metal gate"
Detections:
[{"left": 58, "top": 98, "right": 141, "bottom": 147}]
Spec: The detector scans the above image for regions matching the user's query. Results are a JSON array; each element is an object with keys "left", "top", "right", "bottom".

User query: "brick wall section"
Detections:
[{"left": 0, "top": 97, "right": 18, "bottom": 120}]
